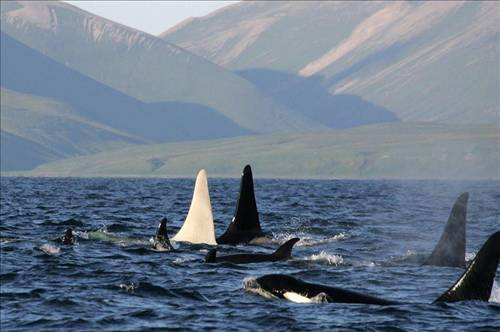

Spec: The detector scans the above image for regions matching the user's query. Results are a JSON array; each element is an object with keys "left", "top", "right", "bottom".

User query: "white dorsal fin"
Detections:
[{"left": 172, "top": 169, "right": 216, "bottom": 245}]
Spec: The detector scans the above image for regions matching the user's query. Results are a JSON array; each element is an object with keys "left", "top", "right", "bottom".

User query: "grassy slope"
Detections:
[
  {"left": 0, "top": 88, "right": 143, "bottom": 170},
  {"left": 1, "top": 1, "right": 318, "bottom": 134},
  {"left": 19, "top": 123, "right": 500, "bottom": 179}
]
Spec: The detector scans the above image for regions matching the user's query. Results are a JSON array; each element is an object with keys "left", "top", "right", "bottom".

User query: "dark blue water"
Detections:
[{"left": 1, "top": 177, "right": 499, "bottom": 331}]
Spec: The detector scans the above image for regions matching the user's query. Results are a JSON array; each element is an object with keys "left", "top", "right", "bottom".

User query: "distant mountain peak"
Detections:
[{"left": 1, "top": 1, "right": 183, "bottom": 53}]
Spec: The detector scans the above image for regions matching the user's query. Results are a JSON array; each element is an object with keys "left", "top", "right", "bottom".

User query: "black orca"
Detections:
[
  {"left": 205, "top": 238, "right": 299, "bottom": 264},
  {"left": 434, "top": 230, "right": 500, "bottom": 302},
  {"left": 217, "top": 165, "right": 264, "bottom": 245},
  {"left": 248, "top": 231, "right": 499, "bottom": 305},
  {"left": 424, "top": 192, "right": 469, "bottom": 268},
  {"left": 152, "top": 218, "right": 173, "bottom": 250},
  {"left": 62, "top": 228, "right": 75, "bottom": 245}
]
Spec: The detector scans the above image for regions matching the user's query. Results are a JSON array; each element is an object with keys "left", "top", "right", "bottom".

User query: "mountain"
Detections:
[
  {"left": 162, "top": 1, "right": 500, "bottom": 124},
  {"left": 0, "top": 32, "right": 251, "bottom": 170},
  {"left": 1, "top": 0, "right": 318, "bottom": 134},
  {"left": 21, "top": 123, "right": 500, "bottom": 180}
]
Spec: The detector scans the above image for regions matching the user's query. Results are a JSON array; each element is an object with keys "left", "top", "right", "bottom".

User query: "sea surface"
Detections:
[{"left": 1, "top": 177, "right": 499, "bottom": 331}]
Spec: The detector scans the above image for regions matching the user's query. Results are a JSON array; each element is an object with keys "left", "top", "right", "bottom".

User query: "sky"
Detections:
[{"left": 65, "top": 1, "right": 238, "bottom": 36}]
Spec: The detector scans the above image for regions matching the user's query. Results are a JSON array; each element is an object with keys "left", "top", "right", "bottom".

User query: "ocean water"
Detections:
[{"left": 1, "top": 177, "right": 499, "bottom": 331}]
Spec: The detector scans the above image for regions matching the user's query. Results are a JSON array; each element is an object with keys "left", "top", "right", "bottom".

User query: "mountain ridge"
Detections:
[
  {"left": 162, "top": 1, "right": 500, "bottom": 124},
  {"left": 1, "top": 0, "right": 319, "bottom": 133}
]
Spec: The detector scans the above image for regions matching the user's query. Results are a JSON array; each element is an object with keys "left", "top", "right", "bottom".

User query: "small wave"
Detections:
[
  {"left": 39, "top": 243, "right": 60, "bottom": 255},
  {"left": 0, "top": 237, "right": 17, "bottom": 244},
  {"left": 299, "top": 251, "right": 344, "bottom": 265},
  {"left": 84, "top": 230, "right": 149, "bottom": 247},
  {"left": 173, "top": 256, "right": 197, "bottom": 264},
  {"left": 490, "top": 280, "right": 500, "bottom": 303},
  {"left": 387, "top": 250, "right": 427, "bottom": 265},
  {"left": 272, "top": 232, "right": 350, "bottom": 247}
]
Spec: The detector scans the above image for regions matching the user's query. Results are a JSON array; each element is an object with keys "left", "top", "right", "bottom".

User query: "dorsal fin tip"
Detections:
[
  {"left": 273, "top": 238, "right": 300, "bottom": 258},
  {"left": 425, "top": 192, "right": 469, "bottom": 268}
]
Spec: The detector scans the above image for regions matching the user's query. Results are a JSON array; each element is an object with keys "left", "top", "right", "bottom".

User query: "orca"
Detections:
[
  {"left": 205, "top": 238, "right": 299, "bottom": 264},
  {"left": 152, "top": 217, "right": 173, "bottom": 250},
  {"left": 62, "top": 228, "right": 75, "bottom": 245},
  {"left": 424, "top": 192, "right": 469, "bottom": 268},
  {"left": 434, "top": 230, "right": 500, "bottom": 302},
  {"left": 172, "top": 169, "right": 217, "bottom": 245},
  {"left": 246, "top": 231, "right": 500, "bottom": 305},
  {"left": 217, "top": 165, "right": 264, "bottom": 245}
]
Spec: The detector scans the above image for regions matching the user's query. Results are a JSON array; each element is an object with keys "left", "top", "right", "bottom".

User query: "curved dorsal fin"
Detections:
[
  {"left": 172, "top": 169, "right": 217, "bottom": 245},
  {"left": 435, "top": 231, "right": 500, "bottom": 302},
  {"left": 217, "top": 165, "right": 264, "bottom": 244},
  {"left": 272, "top": 238, "right": 300, "bottom": 259},
  {"left": 425, "top": 192, "right": 468, "bottom": 268}
]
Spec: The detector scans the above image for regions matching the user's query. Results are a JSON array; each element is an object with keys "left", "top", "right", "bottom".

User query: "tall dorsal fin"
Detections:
[
  {"left": 172, "top": 169, "right": 216, "bottom": 245},
  {"left": 217, "top": 165, "right": 264, "bottom": 244},
  {"left": 272, "top": 238, "right": 300, "bottom": 259},
  {"left": 425, "top": 192, "right": 469, "bottom": 268},
  {"left": 435, "top": 231, "right": 500, "bottom": 302}
]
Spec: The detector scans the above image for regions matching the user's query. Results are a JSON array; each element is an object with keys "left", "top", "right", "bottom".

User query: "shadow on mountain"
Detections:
[
  {"left": 1, "top": 32, "right": 252, "bottom": 143},
  {"left": 0, "top": 131, "right": 62, "bottom": 171},
  {"left": 237, "top": 68, "right": 398, "bottom": 128}
]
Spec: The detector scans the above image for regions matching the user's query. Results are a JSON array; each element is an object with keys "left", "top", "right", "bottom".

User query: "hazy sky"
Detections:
[{"left": 65, "top": 1, "right": 238, "bottom": 36}]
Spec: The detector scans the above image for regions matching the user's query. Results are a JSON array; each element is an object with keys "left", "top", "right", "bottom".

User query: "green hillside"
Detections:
[
  {"left": 0, "top": 88, "right": 143, "bottom": 170},
  {"left": 1, "top": 1, "right": 318, "bottom": 134},
  {"left": 20, "top": 123, "right": 500, "bottom": 179},
  {"left": 162, "top": 1, "right": 500, "bottom": 124}
]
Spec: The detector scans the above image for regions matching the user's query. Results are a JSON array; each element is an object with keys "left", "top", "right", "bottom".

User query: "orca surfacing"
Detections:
[
  {"left": 425, "top": 192, "right": 469, "bottom": 268},
  {"left": 217, "top": 165, "right": 264, "bottom": 245},
  {"left": 247, "top": 231, "right": 500, "bottom": 305},
  {"left": 205, "top": 238, "right": 299, "bottom": 264},
  {"left": 152, "top": 217, "right": 173, "bottom": 251}
]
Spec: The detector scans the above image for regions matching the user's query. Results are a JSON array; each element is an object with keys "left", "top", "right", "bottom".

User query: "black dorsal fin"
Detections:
[
  {"left": 217, "top": 165, "right": 264, "bottom": 244},
  {"left": 435, "top": 231, "right": 500, "bottom": 302},
  {"left": 273, "top": 238, "right": 300, "bottom": 259},
  {"left": 154, "top": 217, "right": 173, "bottom": 249},
  {"left": 156, "top": 218, "right": 168, "bottom": 238},
  {"left": 425, "top": 192, "right": 469, "bottom": 268}
]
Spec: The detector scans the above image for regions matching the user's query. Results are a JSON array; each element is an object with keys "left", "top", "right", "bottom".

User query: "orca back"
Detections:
[
  {"left": 217, "top": 165, "right": 263, "bottom": 244},
  {"left": 425, "top": 192, "right": 468, "bottom": 268},
  {"left": 435, "top": 231, "right": 500, "bottom": 303}
]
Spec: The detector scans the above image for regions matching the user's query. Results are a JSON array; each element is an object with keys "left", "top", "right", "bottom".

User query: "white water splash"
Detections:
[
  {"left": 243, "top": 277, "right": 278, "bottom": 300},
  {"left": 74, "top": 230, "right": 89, "bottom": 239},
  {"left": 300, "top": 251, "right": 344, "bottom": 265},
  {"left": 40, "top": 243, "right": 60, "bottom": 255},
  {"left": 490, "top": 280, "right": 500, "bottom": 303},
  {"left": 465, "top": 251, "right": 476, "bottom": 262},
  {"left": 272, "top": 232, "right": 350, "bottom": 247},
  {"left": 119, "top": 283, "right": 137, "bottom": 292},
  {"left": 0, "top": 238, "right": 17, "bottom": 244}
]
